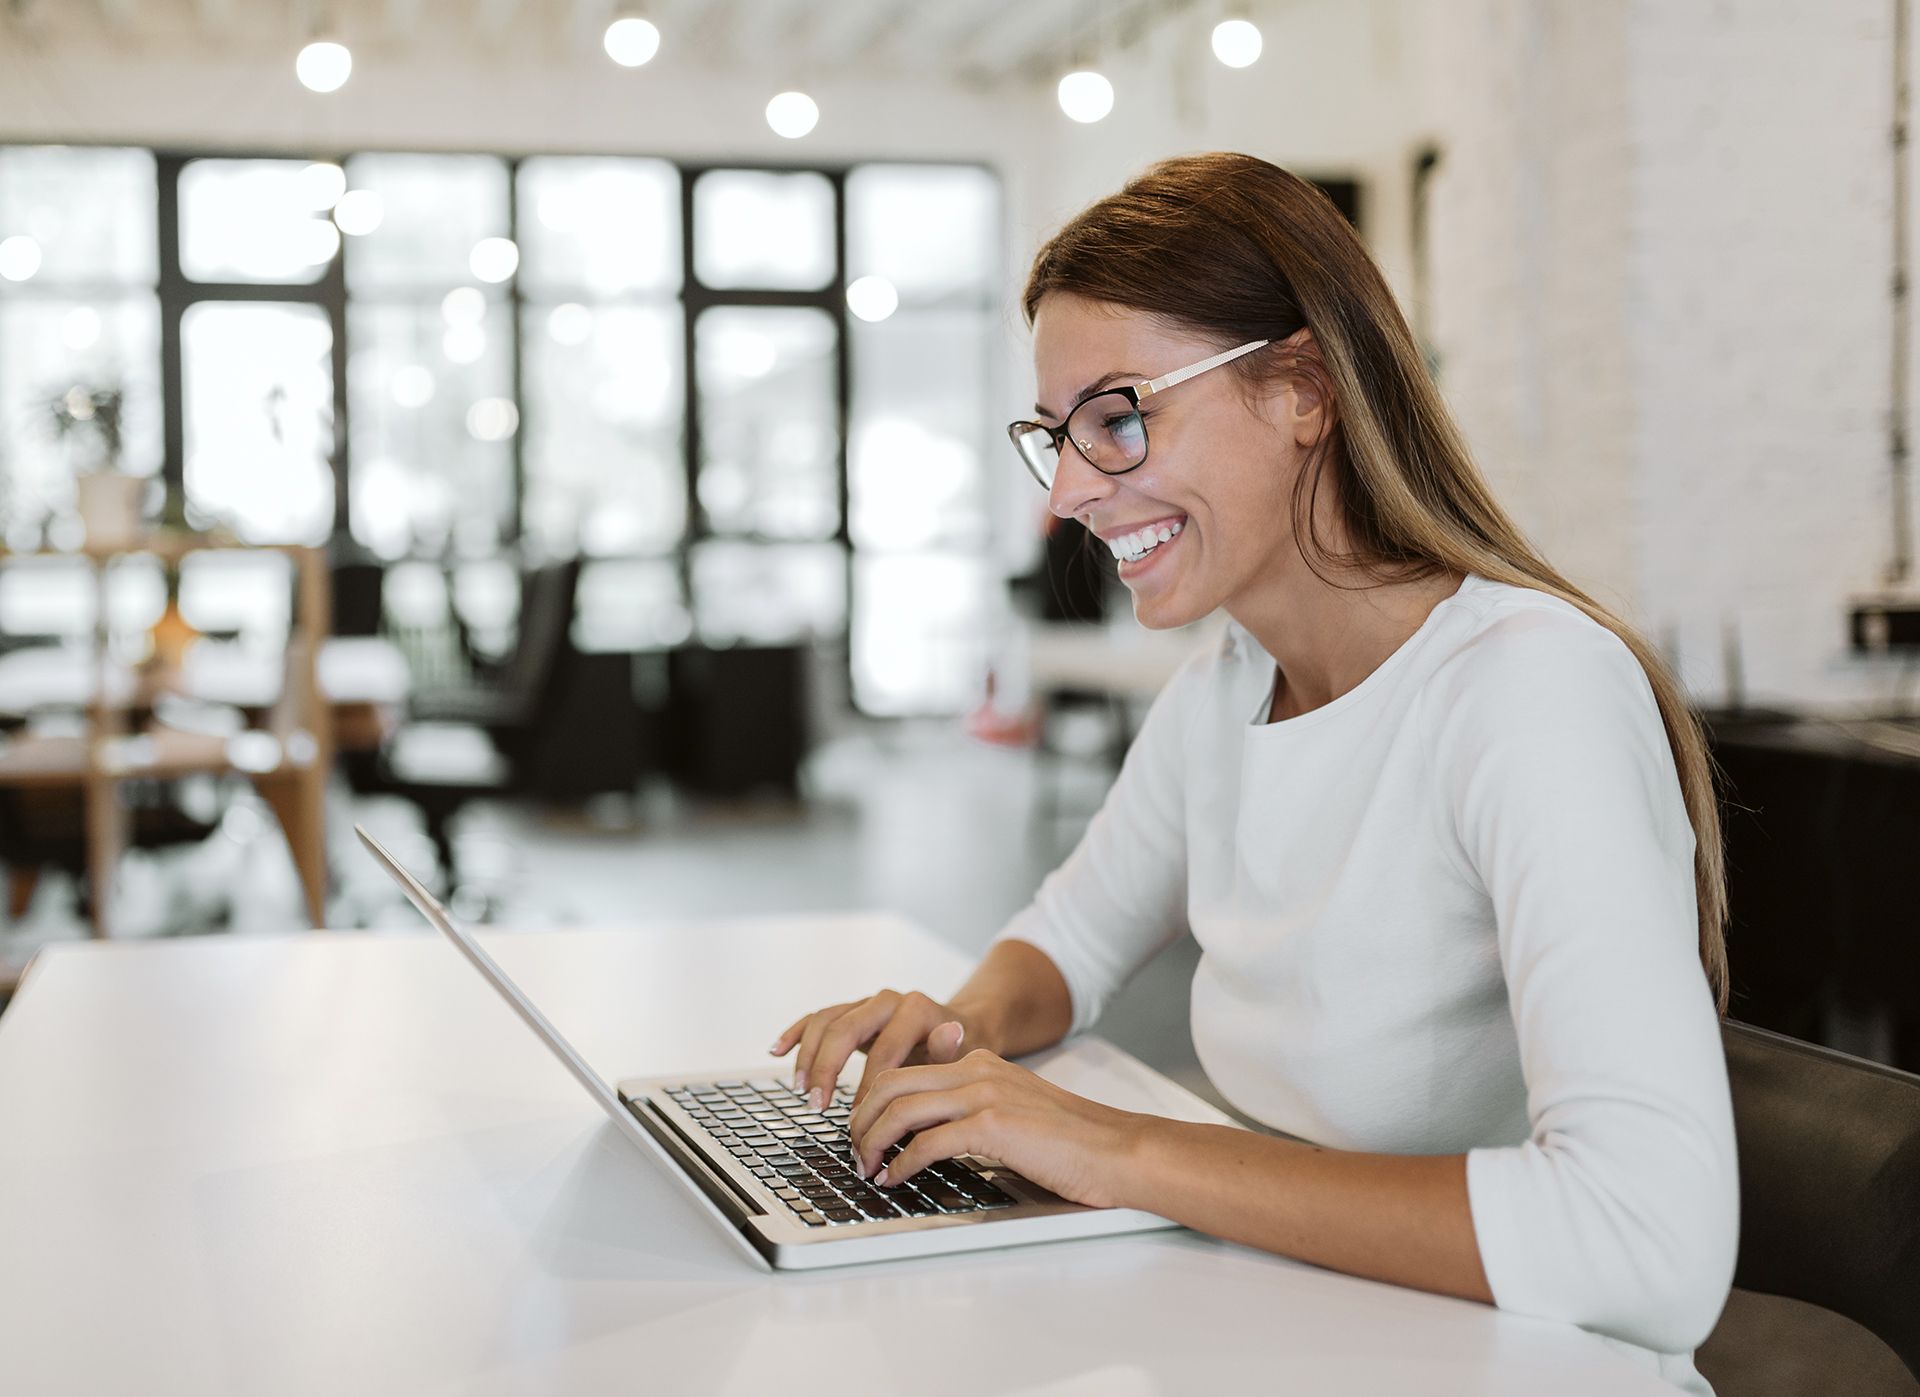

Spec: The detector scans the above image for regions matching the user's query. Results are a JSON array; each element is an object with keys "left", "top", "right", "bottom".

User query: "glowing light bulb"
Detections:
[
  {"left": 441, "top": 287, "right": 487, "bottom": 328},
  {"left": 332, "top": 188, "right": 383, "bottom": 235},
  {"left": 846, "top": 276, "right": 899, "bottom": 323},
  {"left": 1211, "top": 19, "right": 1263, "bottom": 68},
  {"left": 603, "top": 17, "right": 661, "bottom": 67},
  {"left": 766, "top": 91, "right": 820, "bottom": 139},
  {"left": 1057, "top": 71, "right": 1114, "bottom": 123},
  {"left": 0, "top": 234, "right": 42, "bottom": 281},
  {"left": 469, "top": 237, "right": 520, "bottom": 283},
  {"left": 296, "top": 40, "right": 352, "bottom": 94}
]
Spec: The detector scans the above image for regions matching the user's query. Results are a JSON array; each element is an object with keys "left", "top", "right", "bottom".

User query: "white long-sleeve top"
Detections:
[{"left": 995, "top": 574, "right": 1739, "bottom": 1394}]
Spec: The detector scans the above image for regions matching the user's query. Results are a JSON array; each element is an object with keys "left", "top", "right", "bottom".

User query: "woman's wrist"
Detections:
[
  {"left": 943, "top": 994, "right": 1006, "bottom": 1058},
  {"left": 1098, "top": 1109, "right": 1173, "bottom": 1212}
]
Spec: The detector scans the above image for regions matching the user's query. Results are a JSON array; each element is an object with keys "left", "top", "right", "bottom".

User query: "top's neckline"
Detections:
[{"left": 1239, "top": 573, "right": 1480, "bottom": 732}]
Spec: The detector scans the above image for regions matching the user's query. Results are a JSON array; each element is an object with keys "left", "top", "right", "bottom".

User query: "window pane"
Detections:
[
  {"left": 524, "top": 302, "right": 684, "bottom": 556},
  {"left": 692, "top": 541, "right": 845, "bottom": 644},
  {"left": 0, "top": 146, "right": 156, "bottom": 287},
  {"left": 179, "top": 159, "right": 338, "bottom": 285},
  {"left": 343, "top": 154, "right": 510, "bottom": 292},
  {"left": 182, "top": 301, "right": 334, "bottom": 543},
  {"left": 853, "top": 552, "right": 993, "bottom": 716},
  {"left": 692, "top": 170, "right": 834, "bottom": 290},
  {"left": 348, "top": 301, "right": 516, "bottom": 558},
  {"left": 0, "top": 295, "right": 162, "bottom": 538},
  {"left": 518, "top": 157, "right": 681, "bottom": 298},
  {"left": 849, "top": 310, "right": 991, "bottom": 552},
  {"left": 846, "top": 165, "right": 997, "bottom": 302},
  {"left": 576, "top": 558, "right": 691, "bottom": 651},
  {"left": 695, "top": 306, "right": 839, "bottom": 540}
]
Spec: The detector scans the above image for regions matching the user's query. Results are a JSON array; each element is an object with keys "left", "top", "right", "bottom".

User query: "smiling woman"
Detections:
[{"left": 772, "top": 153, "right": 1738, "bottom": 1397}]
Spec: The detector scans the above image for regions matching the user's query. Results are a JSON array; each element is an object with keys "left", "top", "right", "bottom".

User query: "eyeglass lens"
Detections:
[{"left": 1012, "top": 390, "right": 1147, "bottom": 487}]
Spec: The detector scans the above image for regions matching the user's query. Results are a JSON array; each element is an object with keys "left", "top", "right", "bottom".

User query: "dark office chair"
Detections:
[
  {"left": 1694, "top": 1020, "right": 1920, "bottom": 1395},
  {"left": 365, "top": 558, "right": 582, "bottom": 902}
]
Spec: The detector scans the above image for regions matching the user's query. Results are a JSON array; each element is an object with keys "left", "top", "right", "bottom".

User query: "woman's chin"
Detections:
[{"left": 1129, "top": 587, "right": 1204, "bottom": 631}]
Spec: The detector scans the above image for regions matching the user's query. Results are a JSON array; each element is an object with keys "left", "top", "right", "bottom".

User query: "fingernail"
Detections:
[
  {"left": 850, "top": 1154, "right": 866, "bottom": 1179},
  {"left": 794, "top": 1071, "right": 808, "bottom": 1093},
  {"left": 767, "top": 1041, "right": 784, "bottom": 1055},
  {"left": 809, "top": 1087, "right": 826, "bottom": 1110},
  {"left": 874, "top": 1166, "right": 891, "bottom": 1187}
]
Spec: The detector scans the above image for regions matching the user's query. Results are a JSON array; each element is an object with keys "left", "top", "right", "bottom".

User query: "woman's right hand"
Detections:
[{"left": 768, "top": 989, "right": 976, "bottom": 1111}]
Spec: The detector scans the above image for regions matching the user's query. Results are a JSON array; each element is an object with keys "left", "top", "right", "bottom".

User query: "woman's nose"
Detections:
[{"left": 1046, "top": 445, "right": 1119, "bottom": 521}]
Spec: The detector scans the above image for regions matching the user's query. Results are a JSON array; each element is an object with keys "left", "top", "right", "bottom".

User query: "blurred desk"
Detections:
[
  {"left": 0, "top": 541, "right": 345, "bottom": 938},
  {"left": 0, "top": 636, "right": 410, "bottom": 744},
  {"left": 0, "top": 915, "right": 1678, "bottom": 1397}
]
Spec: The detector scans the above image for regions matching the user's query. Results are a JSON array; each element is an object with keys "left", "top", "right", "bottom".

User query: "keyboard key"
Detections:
[
  {"left": 797, "top": 1210, "right": 828, "bottom": 1227},
  {"left": 852, "top": 1196, "right": 901, "bottom": 1219},
  {"left": 970, "top": 1185, "right": 1016, "bottom": 1208},
  {"left": 915, "top": 1180, "right": 978, "bottom": 1212},
  {"left": 891, "top": 1190, "right": 940, "bottom": 1216},
  {"left": 774, "top": 1163, "right": 811, "bottom": 1177},
  {"left": 823, "top": 1208, "right": 860, "bottom": 1225}
]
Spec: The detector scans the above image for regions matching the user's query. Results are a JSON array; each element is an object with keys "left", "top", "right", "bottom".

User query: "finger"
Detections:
[
  {"left": 803, "top": 994, "right": 901, "bottom": 1109},
  {"left": 853, "top": 995, "right": 945, "bottom": 1106},
  {"left": 875, "top": 1118, "right": 982, "bottom": 1190},
  {"left": 791, "top": 1002, "right": 857, "bottom": 1092},
  {"left": 767, "top": 1012, "right": 812, "bottom": 1057},
  {"left": 848, "top": 1052, "right": 995, "bottom": 1142},
  {"left": 852, "top": 1082, "right": 987, "bottom": 1179},
  {"left": 927, "top": 1019, "right": 966, "bottom": 1064}
]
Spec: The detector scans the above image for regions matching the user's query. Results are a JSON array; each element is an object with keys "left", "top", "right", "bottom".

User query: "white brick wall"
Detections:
[
  {"left": 1629, "top": 0, "right": 1903, "bottom": 706},
  {"left": 1426, "top": 0, "right": 1914, "bottom": 707}
]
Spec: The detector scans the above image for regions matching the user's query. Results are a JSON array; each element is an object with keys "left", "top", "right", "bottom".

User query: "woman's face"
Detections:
[{"left": 1031, "top": 293, "right": 1321, "bottom": 630}]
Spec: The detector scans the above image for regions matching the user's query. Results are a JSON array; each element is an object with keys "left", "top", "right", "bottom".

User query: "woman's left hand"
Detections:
[{"left": 846, "top": 1048, "right": 1147, "bottom": 1209}]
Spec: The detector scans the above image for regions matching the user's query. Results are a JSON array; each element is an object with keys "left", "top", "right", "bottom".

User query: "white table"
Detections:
[{"left": 0, "top": 916, "right": 1678, "bottom": 1395}]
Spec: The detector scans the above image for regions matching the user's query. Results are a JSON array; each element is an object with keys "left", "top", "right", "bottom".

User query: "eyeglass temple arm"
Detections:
[{"left": 1137, "top": 339, "right": 1271, "bottom": 398}]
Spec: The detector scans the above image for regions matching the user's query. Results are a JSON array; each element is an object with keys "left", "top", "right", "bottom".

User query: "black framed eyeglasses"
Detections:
[{"left": 1006, "top": 338, "right": 1271, "bottom": 488}]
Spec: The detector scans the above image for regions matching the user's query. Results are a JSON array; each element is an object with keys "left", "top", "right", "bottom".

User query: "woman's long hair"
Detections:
[{"left": 1023, "top": 152, "right": 1728, "bottom": 1014}]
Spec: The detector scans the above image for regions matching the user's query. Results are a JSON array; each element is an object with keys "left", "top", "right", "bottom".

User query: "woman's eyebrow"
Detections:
[{"left": 1034, "top": 370, "right": 1142, "bottom": 423}]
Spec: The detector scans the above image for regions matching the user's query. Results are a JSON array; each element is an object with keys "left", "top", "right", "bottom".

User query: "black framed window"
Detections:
[{"left": 0, "top": 142, "right": 1004, "bottom": 716}]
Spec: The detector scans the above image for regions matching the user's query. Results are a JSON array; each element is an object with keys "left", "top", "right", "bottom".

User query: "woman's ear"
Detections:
[{"left": 1274, "top": 327, "right": 1336, "bottom": 449}]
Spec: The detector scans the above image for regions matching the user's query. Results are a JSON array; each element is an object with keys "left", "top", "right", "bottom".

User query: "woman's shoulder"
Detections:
[{"left": 1421, "top": 576, "right": 1663, "bottom": 734}]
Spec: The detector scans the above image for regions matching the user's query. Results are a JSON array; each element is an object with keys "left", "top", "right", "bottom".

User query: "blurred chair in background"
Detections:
[{"left": 355, "top": 556, "right": 587, "bottom": 909}]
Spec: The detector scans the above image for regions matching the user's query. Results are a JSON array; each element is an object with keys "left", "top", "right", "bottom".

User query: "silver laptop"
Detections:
[{"left": 357, "top": 824, "right": 1185, "bottom": 1270}]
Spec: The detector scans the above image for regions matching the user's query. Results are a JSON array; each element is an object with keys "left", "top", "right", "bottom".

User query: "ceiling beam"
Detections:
[
  {"left": 953, "top": 0, "right": 1081, "bottom": 85},
  {"left": 802, "top": 0, "right": 904, "bottom": 67},
  {"left": 193, "top": 0, "right": 242, "bottom": 31},
  {"left": 477, "top": 0, "right": 522, "bottom": 36},
  {"left": 385, "top": 0, "right": 427, "bottom": 41}
]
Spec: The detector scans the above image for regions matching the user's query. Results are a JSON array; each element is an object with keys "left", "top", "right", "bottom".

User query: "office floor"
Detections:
[{"left": 0, "top": 722, "right": 1218, "bottom": 1109}]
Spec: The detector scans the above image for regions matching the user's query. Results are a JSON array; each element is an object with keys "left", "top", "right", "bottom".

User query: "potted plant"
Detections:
[{"left": 45, "top": 382, "right": 143, "bottom": 550}]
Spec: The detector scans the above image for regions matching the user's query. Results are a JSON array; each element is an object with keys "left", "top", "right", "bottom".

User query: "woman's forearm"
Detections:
[
  {"left": 1117, "top": 1117, "right": 1495, "bottom": 1305},
  {"left": 946, "top": 938, "right": 1074, "bottom": 1060}
]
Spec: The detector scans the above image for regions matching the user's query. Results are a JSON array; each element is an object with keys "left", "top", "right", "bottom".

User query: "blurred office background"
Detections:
[{"left": 0, "top": 0, "right": 1916, "bottom": 1100}]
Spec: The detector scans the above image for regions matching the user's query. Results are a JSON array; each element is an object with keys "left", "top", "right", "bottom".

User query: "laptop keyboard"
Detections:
[{"left": 664, "top": 1078, "right": 1020, "bottom": 1228}]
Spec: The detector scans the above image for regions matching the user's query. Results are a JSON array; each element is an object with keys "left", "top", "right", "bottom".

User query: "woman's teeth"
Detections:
[{"left": 1106, "top": 519, "right": 1183, "bottom": 564}]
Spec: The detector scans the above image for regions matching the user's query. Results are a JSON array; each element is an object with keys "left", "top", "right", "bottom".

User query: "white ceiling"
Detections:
[{"left": 2, "top": 0, "right": 1214, "bottom": 89}]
